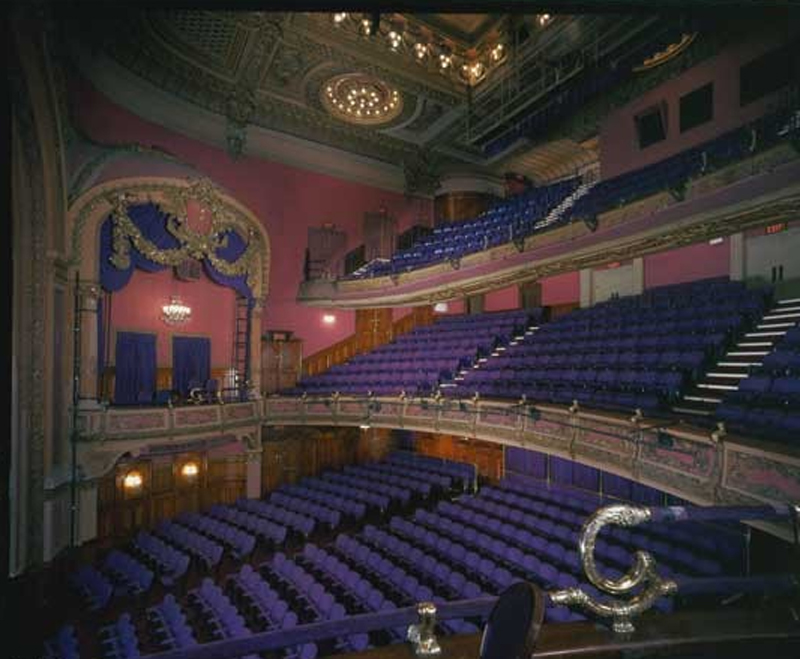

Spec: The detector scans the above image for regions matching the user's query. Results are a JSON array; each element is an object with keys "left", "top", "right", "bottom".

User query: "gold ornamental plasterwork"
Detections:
[{"left": 69, "top": 176, "right": 270, "bottom": 300}]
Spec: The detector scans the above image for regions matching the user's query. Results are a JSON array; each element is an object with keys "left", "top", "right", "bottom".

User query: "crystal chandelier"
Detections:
[{"left": 162, "top": 295, "right": 192, "bottom": 325}]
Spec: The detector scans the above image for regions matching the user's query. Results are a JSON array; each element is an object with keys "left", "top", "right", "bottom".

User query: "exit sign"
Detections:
[{"left": 765, "top": 223, "right": 787, "bottom": 235}]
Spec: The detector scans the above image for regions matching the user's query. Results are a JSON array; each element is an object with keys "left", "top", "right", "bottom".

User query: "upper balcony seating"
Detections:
[
  {"left": 717, "top": 324, "right": 800, "bottom": 442},
  {"left": 343, "top": 106, "right": 799, "bottom": 282},
  {"left": 452, "top": 279, "right": 769, "bottom": 413},
  {"left": 345, "top": 178, "right": 581, "bottom": 279},
  {"left": 293, "top": 309, "right": 537, "bottom": 397}
]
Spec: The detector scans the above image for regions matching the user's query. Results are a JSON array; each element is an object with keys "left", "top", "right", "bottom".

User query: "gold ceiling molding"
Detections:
[
  {"left": 321, "top": 73, "right": 404, "bottom": 125},
  {"left": 68, "top": 176, "right": 271, "bottom": 301}
]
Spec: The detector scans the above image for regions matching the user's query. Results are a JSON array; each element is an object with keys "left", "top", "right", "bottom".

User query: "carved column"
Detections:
[
  {"left": 249, "top": 300, "right": 264, "bottom": 398},
  {"left": 244, "top": 434, "right": 263, "bottom": 499},
  {"left": 579, "top": 268, "right": 593, "bottom": 308},
  {"left": 77, "top": 281, "right": 102, "bottom": 407},
  {"left": 632, "top": 257, "right": 645, "bottom": 296},
  {"left": 730, "top": 233, "right": 746, "bottom": 281}
]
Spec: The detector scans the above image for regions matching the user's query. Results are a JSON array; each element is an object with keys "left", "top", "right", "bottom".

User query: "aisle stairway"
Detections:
[
  {"left": 446, "top": 323, "right": 540, "bottom": 390},
  {"left": 534, "top": 179, "right": 598, "bottom": 231},
  {"left": 674, "top": 297, "right": 800, "bottom": 417}
]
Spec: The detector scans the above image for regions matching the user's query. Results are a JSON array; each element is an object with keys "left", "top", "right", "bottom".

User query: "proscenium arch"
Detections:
[{"left": 66, "top": 175, "right": 272, "bottom": 402}]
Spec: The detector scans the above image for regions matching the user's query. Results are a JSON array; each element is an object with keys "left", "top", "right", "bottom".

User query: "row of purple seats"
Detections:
[
  {"left": 301, "top": 477, "right": 389, "bottom": 512},
  {"left": 186, "top": 579, "right": 262, "bottom": 659},
  {"left": 442, "top": 497, "right": 712, "bottom": 581},
  {"left": 176, "top": 512, "right": 256, "bottom": 560},
  {"left": 298, "top": 543, "right": 407, "bottom": 641},
  {"left": 145, "top": 594, "right": 198, "bottom": 651},
  {"left": 495, "top": 480, "right": 739, "bottom": 564},
  {"left": 208, "top": 505, "right": 289, "bottom": 546},
  {"left": 277, "top": 483, "right": 366, "bottom": 520},
  {"left": 343, "top": 180, "right": 576, "bottom": 277},
  {"left": 364, "top": 461, "right": 452, "bottom": 490},
  {"left": 268, "top": 492, "right": 342, "bottom": 530},
  {"left": 360, "top": 525, "right": 485, "bottom": 600},
  {"left": 267, "top": 557, "right": 370, "bottom": 653},
  {"left": 70, "top": 565, "right": 113, "bottom": 611},
  {"left": 226, "top": 564, "right": 296, "bottom": 630},
  {"left": 98, "top": 612, "right": 140, "bottom": 659},
  {"left": 133, "top": 532, "right": 190, "bottom": 587},
  {"left": 391, "top": 513, "right": 593, "bottom": 622},
  {"left": 322, "top": 471, "right": 411, "bottom": 506},
  {"left": 156, "top": 521, "right": 223, "bottom": 570},
  {"left": 387, "top": 451, "right": 475, "bottom": 487},
  {"left": 234, "top": 499, "right": 315, "bottom": 537},
  {"left": 489, "top": 348, "right": 709, "bottom": 370},
  {"left": 103, "top": 550, "right": 154, "bottom": 597},
  {"left": 343, "top": 464, "right": 431, "bottom": 497}
]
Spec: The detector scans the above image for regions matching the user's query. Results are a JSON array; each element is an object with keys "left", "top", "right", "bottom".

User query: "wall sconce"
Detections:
[
  {"left": 180, "top": 461, "right": 200, "bottom": 479},
  {"left": 123, "top": 470, "right": 143, "bottom": 490},
  {"left": 322, "top": 313, "right": 336, "bottom": 325},
  {"left": 433, "top": 302, "right": 449, "bottom": 313}
]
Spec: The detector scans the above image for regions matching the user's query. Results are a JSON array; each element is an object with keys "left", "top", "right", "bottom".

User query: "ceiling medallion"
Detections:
[{"left": 321, "top": 73, "right": 403, "bottom": 125}]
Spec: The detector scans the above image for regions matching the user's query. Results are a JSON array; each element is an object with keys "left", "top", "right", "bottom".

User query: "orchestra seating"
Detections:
[
  {"left": 46, "top": 453, "right": 747, "bottom": 659},
  {"left": 346, "top": 106, "right": 799, "bottom": 281},
  {"left": 293, "top": 309, "right": 539, "bottom": 396}
]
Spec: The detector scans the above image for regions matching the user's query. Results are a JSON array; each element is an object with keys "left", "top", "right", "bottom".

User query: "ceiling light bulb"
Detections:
[
  {"left": 414, "top": 43, "right": 428, "bottom": 60},
  {"left": 388, "top": 30, "right": 402, "bottom": 50},
  {"left": 333, "top": 12, "right": 348, "bottom": 25},
  {"left": 360, "top": 18, "right": 372, "bottom": 36}
]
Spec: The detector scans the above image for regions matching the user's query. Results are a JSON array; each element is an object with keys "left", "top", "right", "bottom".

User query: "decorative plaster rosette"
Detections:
[{"left": 321, "top": 73, "right": 403, "bottom": 126}]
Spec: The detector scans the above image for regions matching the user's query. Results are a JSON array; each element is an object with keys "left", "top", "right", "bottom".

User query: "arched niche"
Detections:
[{"left": 67, "top": 176, "right": 271, "bottom": 403}]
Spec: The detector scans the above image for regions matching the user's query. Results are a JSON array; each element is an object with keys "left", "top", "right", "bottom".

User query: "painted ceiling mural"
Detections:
[{"left": 61, "top": 9, "right": 724, "bottom": 183}]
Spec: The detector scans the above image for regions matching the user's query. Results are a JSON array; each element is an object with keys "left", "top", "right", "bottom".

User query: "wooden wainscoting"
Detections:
[
  {"left": 260, "top": 426, "right": 395, "bottom": 495},
  {"left": 97, "top": 447, "right": 246, "bottom": 542},
  {"left": 302, "top": 306, "right": 435, "bottom": 377},
  {"left": 413, "top": 431, "right": 504, "bottom": 482}
]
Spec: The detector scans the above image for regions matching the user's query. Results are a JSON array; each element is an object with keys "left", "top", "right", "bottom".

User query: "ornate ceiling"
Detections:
[{"left": 59, "top": 8, "right": 707, "bottom": 189}]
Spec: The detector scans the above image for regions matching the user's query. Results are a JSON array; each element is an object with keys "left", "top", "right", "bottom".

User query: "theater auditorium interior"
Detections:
[{"left": 7, "top": 1, "right": 800, "bottom": 658}]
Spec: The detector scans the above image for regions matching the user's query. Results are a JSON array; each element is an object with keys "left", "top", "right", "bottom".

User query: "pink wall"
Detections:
[
  {"left": 644, "top": 239, "right": 730, "bottom": 289},
  {"left": 109, "top": 268, "right": 236, "bottom": 368},
  {"left": 71, "top": 77, "right": 431, "bottom": 356},
  {"left": 541, "top": 272, "right": 580, "bottom": 306},
  {"left": 600, "top": 31, "right": 795, "bottom": 179},
  {"left": 484, "top": 285, "right": 520, "bottom": 312}
]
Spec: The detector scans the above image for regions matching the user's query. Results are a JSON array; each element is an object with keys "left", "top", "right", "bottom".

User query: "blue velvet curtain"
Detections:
[
  {"left": 173, "top": 336, "right": 211, "bottom": 396},
  {"left": 100, "top": 203, "right": 253, "bottom": 300},
  {"left": 114, "top": 332, "right": 157, "bottom": 405}
]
